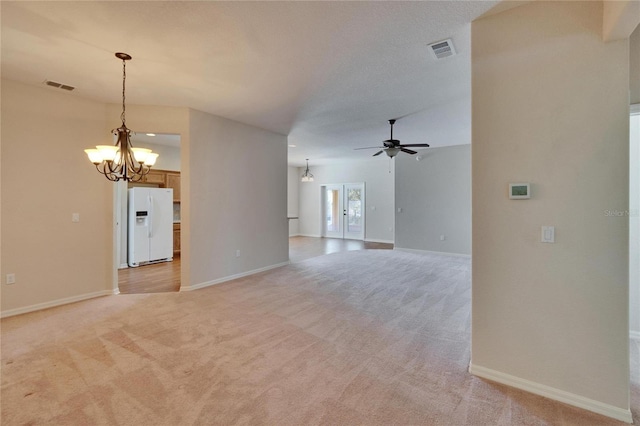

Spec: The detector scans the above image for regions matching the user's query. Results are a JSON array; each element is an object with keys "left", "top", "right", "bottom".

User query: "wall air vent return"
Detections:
[
  {"left": 427, "top": 39, "right": 456, "bottom": 60},
  {"left": 44, "top": 80, "right": 75, "bottom": 91}
]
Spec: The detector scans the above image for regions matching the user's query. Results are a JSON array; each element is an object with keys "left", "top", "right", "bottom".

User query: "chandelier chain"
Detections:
[{"left": 121, "top": 58, "right": 126, "bottom": 125}]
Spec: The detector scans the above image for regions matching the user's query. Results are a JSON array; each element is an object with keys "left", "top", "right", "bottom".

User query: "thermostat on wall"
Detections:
[{"left": 509, "top": 183, "right": 530, "bottom": 199}]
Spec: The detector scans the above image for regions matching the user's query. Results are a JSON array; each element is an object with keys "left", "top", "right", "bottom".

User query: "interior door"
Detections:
[{"left": 322, "top": 183, "right": 365, "bottom": 240}]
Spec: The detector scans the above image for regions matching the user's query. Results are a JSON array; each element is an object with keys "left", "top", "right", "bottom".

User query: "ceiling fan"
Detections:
[{"left": 355, "top": 119, "right": 430, "bottom": 158}]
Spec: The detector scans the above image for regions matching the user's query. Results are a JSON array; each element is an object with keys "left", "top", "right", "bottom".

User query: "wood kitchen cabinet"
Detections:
[
  {"left": 166, "top": 172, "right": 181, "bottom": 201},
  {"left": 173, "top": 223, "right": 181, "bottom": 255},
  {"left": 143, "top": 170, "right": 166, "bottom": 185}
]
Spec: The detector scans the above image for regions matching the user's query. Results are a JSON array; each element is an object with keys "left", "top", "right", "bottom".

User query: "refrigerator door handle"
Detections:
[{"left": 148, "top": 195, "right": 153, "bottom": 238}]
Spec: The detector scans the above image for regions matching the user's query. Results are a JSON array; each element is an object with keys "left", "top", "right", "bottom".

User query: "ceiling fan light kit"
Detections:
[
  {"left": 355, "top": 119, "right": 430, "bottom": 159},
  {"left": 384, "top": 147, "right": 400, "bottom": 158},
  {"left": 84, "top": 53, "right": 159, "bottom": 182}
]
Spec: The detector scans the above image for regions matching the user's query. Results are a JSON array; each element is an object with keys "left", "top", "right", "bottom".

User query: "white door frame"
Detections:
[{"left": 321, "top": 183, "right": 365, "bottom": 240}]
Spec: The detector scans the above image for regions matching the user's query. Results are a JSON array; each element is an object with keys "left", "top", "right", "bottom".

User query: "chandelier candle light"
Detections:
[
  {"left": 301, "top": 159, "right": 314, "bottom": 182},
  {"left": 85, "top": 53, "right": 158, "bottom": 182}
]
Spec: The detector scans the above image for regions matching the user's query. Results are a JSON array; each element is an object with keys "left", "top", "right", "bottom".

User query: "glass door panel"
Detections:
[
  {"left": 322, "top": 183, "right": 365, "bottom": 240},
  {"left": 345, "top": 185, "right": 363, "bottom": 239},
  {"left": 324, "top": 186, "right": 343, "bottom": 239}
]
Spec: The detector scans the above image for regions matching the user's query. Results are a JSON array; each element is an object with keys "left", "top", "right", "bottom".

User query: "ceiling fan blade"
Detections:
[
  {"left": 358, "top": 120, "right": 428, "bottom": 157},
  {"left": 398, "top": 143, "right": 430, "bottom": 148},
  {"left": 354, "top": 146, "right": 384, "bottom": 150}
]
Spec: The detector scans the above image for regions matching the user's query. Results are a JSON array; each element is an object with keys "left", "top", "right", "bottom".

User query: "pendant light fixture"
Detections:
[
  {"left": 301, "top": 159, "right": 314, "bottom": 182},
  {"left": 85, "top": 53, "right": 158, "bottom": 182}
]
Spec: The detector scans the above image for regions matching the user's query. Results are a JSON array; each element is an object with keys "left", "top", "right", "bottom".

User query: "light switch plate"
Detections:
[{"left": 541, "top": 226, "right": 555, "bottom": 243}]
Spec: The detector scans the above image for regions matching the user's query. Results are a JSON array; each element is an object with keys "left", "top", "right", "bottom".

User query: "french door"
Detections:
[{"left": 322, "top": 183, "right": 365, "bottom": 240}]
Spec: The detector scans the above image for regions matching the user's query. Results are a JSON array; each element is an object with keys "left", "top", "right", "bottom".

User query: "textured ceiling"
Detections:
[{"left": 1, "top": 1, "right": 501, "bottom": 166}]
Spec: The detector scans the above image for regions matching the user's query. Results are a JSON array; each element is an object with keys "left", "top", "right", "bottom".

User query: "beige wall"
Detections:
[
  {"left": 1, "top": 80, "right": 112, "bottom": 314},
  {"left": 471, "top": 0, "right": 630, "bottom": 419},
  {"left": 395, "top": 145, "right": 471, "bottom": 255},
  {"left": 187, "top": 109, "right": 288, "bottom": 288}
]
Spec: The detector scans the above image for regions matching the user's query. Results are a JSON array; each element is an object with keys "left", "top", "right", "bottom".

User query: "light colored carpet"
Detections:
[{"left": 1, "top": 250, "right": 637, "bottom": 425}]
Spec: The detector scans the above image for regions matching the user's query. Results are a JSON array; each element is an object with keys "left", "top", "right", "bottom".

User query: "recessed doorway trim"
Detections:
[{"left": 321, "top": 183, "right": 365, "bottom": 240}]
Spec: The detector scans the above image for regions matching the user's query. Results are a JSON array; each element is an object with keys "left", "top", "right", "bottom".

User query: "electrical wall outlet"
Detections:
[
  {"left": 6, "top": 273, "right": 16, "bottom": 285},
  {"left": 440, "top": 235, "right": 446, "bottom": 241},
  {"left": 236, "top": 250, "right": 241, "bottom": 258},
  {"left": 72, "top": 213, "right": 80, "bottom": 223}
]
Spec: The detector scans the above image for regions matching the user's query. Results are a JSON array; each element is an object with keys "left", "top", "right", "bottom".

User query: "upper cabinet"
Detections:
[
  {"left": 166, "top": 172, "right": 181, "bottom": 202},
  {"left": 143, "top": 170, "right": 166, "bottom": 186}
]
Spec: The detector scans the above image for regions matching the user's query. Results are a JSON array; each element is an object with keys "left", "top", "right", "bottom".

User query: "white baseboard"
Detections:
[
  {"left": 1, "top": 289, "right": 115, "bottom": 319},
  {"left": 296, "top": 234, "right": 322, "bottom": 238},
  {"left": 631, "top": 330, "right": 640, "bottom": 340},
  {"left": 288, "top": 233, "right": 301, "bottom": 237},
  {"left": 119, "top": 263, "right": 129, "bottom": 269},
  {"left": 469, "top": 363, "right": 632, "bottom": 424},
  {"left": 181, "top": 261, "right": 291, "bottom": 292},
  {"left": 394, "top": 247, "right": 471, "bottom": 258},
  {"left": 364, "top": 238, "right": 394, "bottom": 244}
]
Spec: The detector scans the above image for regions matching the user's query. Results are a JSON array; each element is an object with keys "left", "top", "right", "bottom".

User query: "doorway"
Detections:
[
  {"left": 322, "top": 183, "right": 365, "bottom": 240},
  {"left": 114, "top": 132, "right": 182, "bottom": 294}
]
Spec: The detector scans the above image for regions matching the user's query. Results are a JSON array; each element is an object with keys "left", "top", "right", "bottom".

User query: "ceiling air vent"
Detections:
[
  {"left": 427, "top": 39, "right": 456, "bottom": 60},
  {"left": 44, "top": 80, "right": 75, "bottom": 91}
]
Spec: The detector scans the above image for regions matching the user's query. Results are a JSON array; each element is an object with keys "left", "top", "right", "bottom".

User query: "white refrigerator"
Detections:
[{"left": 128, "top": 187, "right": 173, "bottom": 267}]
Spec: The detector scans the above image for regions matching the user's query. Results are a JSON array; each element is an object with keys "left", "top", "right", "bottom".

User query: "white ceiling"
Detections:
[
  {"left": 131, "top": 133, "right": 181, "bottom": 148},
  {"left": 1, "top": 1, "right": 503, "bottom": 166}
]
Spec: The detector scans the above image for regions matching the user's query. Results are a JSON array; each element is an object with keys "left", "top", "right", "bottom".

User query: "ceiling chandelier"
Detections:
[
  {"left": 85, "top": 53, "right": 158, "bottom": 182},
  {"left": 301, "top": 159, "right": 314, "bottom": 182}
]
